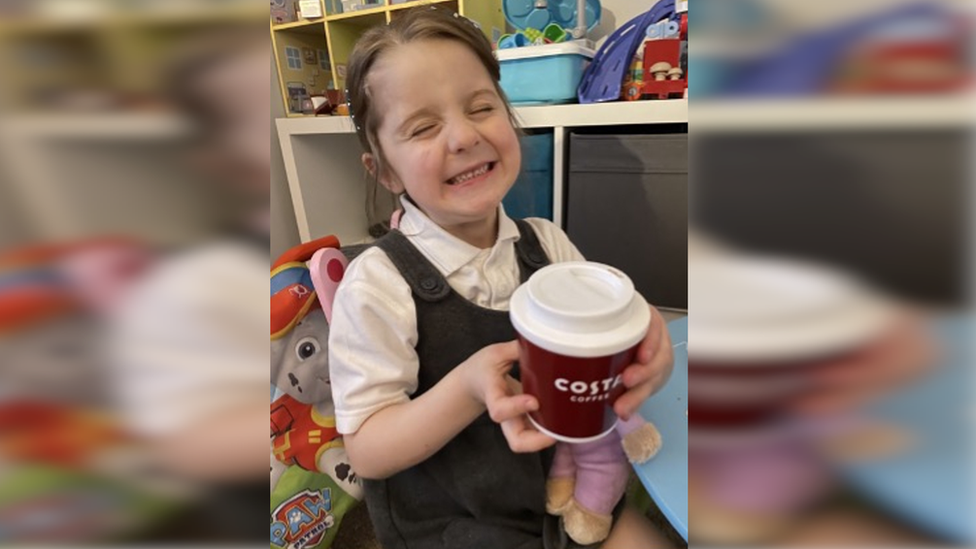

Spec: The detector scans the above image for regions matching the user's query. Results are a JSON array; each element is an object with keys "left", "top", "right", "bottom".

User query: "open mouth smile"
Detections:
[{"left": 446, "top": 162, "right": 495, "bottom": 186}]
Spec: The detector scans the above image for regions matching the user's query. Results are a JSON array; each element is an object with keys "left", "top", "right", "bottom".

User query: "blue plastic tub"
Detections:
[{"left": 497, "top": 42, "right": 595, "bottom": 105}]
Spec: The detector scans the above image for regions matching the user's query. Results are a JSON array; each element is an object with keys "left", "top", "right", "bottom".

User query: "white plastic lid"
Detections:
[
  {"left": 510, "top": 262, "right": 650, "bottom": 357},
  {"left": 495, "top": 41, "right": 595, "bottom": 62},
  {"left": 688, "top": 255, "right": 893, "bottom": 362}
]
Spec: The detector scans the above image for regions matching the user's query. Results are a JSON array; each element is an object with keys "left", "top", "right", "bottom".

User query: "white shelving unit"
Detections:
[
  {"left": 693, "top": 96, "right": 973, "bottom": 132},
  {"left": 0, "top": 113, "right": 220, "bottom": 246},
  {"left": 276, "top": 99, "right": 688, "bottom": 244}
]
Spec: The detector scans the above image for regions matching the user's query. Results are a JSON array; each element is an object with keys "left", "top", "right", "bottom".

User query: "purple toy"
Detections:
[{"left": 546, "top": 415, "right": 662, "bottom": 544}]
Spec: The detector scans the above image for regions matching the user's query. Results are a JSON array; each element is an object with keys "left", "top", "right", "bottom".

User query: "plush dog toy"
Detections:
[
  {"left": 547, "top": 415, "right": 663, "bottom": 545},
  {"left": 270, "top": 236, "right": 363, "bottom": 549}
]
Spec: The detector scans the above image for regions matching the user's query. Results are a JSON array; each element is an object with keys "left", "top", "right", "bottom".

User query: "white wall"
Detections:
[
  {"left": 587, "top": 0, "right": 649, "bottom": 49},
  {"left": 270, "top": 54, "right": 301, "bottom": 259}
]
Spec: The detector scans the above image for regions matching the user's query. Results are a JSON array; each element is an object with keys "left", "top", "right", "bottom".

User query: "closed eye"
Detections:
[{"left": 410, "top": 124, "right": 436, "bottom": 138}]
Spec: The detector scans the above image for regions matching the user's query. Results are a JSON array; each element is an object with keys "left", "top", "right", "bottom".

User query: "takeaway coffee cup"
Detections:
[
  {"left": 688, "top": 254, "right": 893, "bottom": 429},
  {"left": 510, "top": 262, "right": 650, "bottom": 443}
]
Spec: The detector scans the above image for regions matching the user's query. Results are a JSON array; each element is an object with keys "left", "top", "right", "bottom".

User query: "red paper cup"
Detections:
[
  {"left": 688, "top": 254, "right": 894, "bottom": 430},
  {"left": 510, "top": 262, "right": 649, "bottom": 443},
  {"left": 689, "top": 360, "right": 818, "bottom": 428}
]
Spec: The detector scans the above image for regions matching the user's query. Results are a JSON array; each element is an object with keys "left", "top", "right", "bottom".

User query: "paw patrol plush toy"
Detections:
[{"left": 270, "top": 236, "right": 362, "bottom": 549}]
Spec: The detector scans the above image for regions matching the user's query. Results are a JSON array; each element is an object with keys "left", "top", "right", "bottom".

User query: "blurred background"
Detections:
[
  {"left": 0, "top": 0, "right": 269, "bottom": 544},
  {"left": 689, "top": 0, "right": 973, "bottom": 546}
]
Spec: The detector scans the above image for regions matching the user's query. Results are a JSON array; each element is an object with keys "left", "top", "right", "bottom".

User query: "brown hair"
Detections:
[{"left": 345, "top": 6, "right": 518, "bottom": 183}]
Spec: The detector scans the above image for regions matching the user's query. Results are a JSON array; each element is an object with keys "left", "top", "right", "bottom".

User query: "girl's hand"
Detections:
[
  {"left": 790, "top": 312, "right": 934, "bottom": 416},
  {"left": 614, "top": 305, "right": 675, "bottom": 421},
  {"left": 463, "top": 341, "right": 556, "bottom": 454}
]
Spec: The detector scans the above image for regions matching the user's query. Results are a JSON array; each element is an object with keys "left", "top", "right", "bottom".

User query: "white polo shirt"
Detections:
[{"left": 329, "top": 198, "right": 584, "bottom": 434}]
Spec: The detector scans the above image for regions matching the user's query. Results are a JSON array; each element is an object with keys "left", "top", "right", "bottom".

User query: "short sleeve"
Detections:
[{"left": 328, "top": 247, "right": 420, "bottom": 434}]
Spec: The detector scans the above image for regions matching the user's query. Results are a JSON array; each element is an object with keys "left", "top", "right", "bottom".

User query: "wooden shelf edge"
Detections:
[
  {"left": 326, "top": 5, "right": 387, "bottom": 21},
  {"left": 277, "top": 115, "right": 357, "bottom": 135},
  {"left": 272, "top": 18, "right": 326, "bottom": 31},
  {"left": 387, "top": 0, "right": 455, "bottom": 12}
]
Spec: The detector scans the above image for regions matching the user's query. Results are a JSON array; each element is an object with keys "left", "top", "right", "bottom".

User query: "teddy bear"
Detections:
[
  {"left": 270, "top": 236, "right": 364, "bottom": 549},
  {"left": 546, "top": 404, "right": 663, "bottom": 544}
]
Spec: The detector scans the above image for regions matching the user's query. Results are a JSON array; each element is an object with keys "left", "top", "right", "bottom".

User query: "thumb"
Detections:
[{"left": 490, "top": 340, "right": 520, "bottom": 364}]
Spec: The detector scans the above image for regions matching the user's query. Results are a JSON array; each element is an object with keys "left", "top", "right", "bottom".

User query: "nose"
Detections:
[{"left": 446, "top": 118, "right": 480, "bottom": 154}]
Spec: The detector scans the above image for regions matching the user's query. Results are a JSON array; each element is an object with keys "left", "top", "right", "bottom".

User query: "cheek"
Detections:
[
  {"left": 493, "top": 123, "right": 521, "bottom": 166},
  {"left": 417, "top": 148, "right": 440, "bottom": 175},
  {"left": 400, "top": 147, "right": 440, "bottom": 187}
]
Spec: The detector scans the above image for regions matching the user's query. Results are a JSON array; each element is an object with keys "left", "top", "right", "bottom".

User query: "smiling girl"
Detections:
[{"left": 327, "top": 8, "right": 674, "bottom": 549}]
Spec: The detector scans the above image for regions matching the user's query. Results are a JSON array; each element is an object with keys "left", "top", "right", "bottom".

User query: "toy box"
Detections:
[
  {"left": 497, "top": 42, "right": 594, "bottom": 105},
  {"left": 641, "top": 39, "right": 686, "bottom": 99},
  {"left": 503, "top": 132, "right": 554, "bottom": 219},
  {"left": 496, "top": 0, "right": 600, "bottom": 104}
]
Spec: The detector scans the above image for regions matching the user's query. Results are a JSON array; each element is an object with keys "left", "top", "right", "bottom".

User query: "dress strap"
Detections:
[
  {"left": 373, "top": 230, "right": 451, "bottom": 302},
  {"left": 512, "top": 219, "right": 551, "bottom": 281}
]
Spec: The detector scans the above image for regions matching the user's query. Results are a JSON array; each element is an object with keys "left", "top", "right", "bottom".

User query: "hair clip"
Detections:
[{"left": 450, "top": 12, "right": 480, "bottom": 29}]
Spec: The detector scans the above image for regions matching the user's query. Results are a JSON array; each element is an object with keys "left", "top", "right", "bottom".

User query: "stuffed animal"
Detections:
[
  {"left": 546, "top": 414, "right": 663, "bottom": 545},
  {"left": 270, "top": 236, "right": 363, "bottom": 549},
  {"left": 0, "top": 238, "right": 152, "bottom": 406}
]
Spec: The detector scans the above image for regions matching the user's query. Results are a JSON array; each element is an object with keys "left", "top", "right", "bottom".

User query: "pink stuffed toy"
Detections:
[{"left": 546, "top": 415, "right": 662, "bottom": 545}]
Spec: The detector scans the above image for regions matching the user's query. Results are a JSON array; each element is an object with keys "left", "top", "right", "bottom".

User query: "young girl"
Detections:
[{"left": 328, "top": 8, "right": 675, "bottom": 549}]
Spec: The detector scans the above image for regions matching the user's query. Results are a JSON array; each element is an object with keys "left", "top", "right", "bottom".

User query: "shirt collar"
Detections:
[{"left": 397, "top": 196, "right": 520, "bottom": 277}]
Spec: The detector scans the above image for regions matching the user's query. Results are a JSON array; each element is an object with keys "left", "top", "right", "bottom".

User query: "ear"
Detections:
[
  {"left": 309, "top": 247, "right": 348, "bottom": 325},
  {"left": 362, "top": 152, "right": 404, "bottom": 194}
]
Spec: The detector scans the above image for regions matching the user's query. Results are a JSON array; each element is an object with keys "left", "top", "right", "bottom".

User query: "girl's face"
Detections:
[{"left": 364, "top": 39, "right": 520, "bottom": 237}]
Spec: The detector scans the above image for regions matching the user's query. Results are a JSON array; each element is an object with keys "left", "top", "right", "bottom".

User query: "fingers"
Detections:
[
  {"left": 615, "top": 340, "right": 675, "bottom": 419},
  {"left": 637, "top": 306, "right": 670, "bottom": 364},
  {"left": 614, "top": 311, "right": 676, "bottom": 419},
  {"left": 790, "top": 316, "right": 935, "bottom": 416},
  {"left": 499, "top": 416, "right": 556, "bottom": 453},
  {"left": 623, "top": 343, "right": 674, "bottom": 388},
  {"left": 464, "top": 340, "right": 521, "bottom": 405},
  {"left": 486, "top": 391, "right": 538, "bottom": 424},
  {"left": 626, "top": 306, "right": 674, "bottom": 386},
  {"left": 790, "top": 385, "right": 893, "bottom": 416},
  {"left": 486, "top": 340, "right": 520, "bottom": 365},
  {"left": 613, "top": 369, "right": 667, "bottom": 420},
  {"left": 483, "top": 377, "right": 554, "bottom": 453}
]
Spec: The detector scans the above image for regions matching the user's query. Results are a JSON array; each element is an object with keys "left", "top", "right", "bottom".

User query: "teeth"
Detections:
[{"left": 449, "top": 163, "right": 490, "bottom": 185}]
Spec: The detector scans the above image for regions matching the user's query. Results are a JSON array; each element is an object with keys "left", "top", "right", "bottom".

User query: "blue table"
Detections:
[
  {"left": 634, "top": 317, "right": 688, "bottom": 541},
  {"left": 837, "top": 315, "right": 973, "bottom": 544}
]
